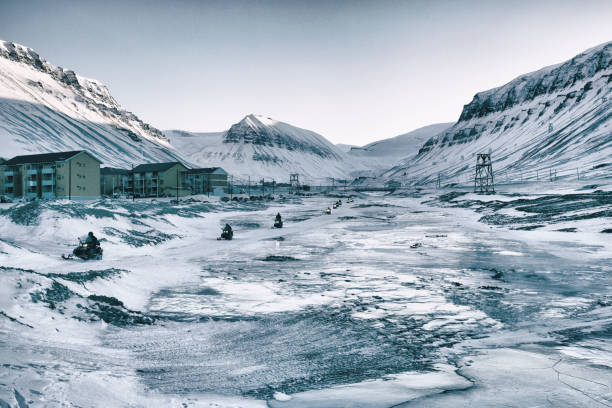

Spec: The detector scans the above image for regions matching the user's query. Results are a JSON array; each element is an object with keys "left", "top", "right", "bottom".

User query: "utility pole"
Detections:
[
  {"left": 131, "top": 164, "right": 134, "bottom": 201},
  {"left": 261, "top": 178, "right": 265, "bottom": 195},
  {"left": 229, "top": 176, "right": 233, "bottom": 200},
  {"left": 272, "top": 179, "right": 275, "bottom": 195},
  {"left": 175, "top": 169, "right": 179, "bottom": 202},
  {"left": 248, "top": 176, "right": 251, "bottom": 195}
]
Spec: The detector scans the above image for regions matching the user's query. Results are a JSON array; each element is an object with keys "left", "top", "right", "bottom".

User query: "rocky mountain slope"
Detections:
[
  {"left": 384, "top": 41, "right": 612, "bottom": 185},
  {"left": 348, "top": 123, "right": 453, "bottom": 173},
  {"left": 166, "top": 115, "right": 362, "bottom": 183},
  {"left": 0, "top": 40, "right": 185, "bottom": 166}
]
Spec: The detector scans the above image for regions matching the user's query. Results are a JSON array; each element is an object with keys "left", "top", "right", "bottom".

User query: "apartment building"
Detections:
[
  {"left": 183, "top": 167, "right": 228, "bottom": 196},
  {"left": 100, "top": 167, "right": 131, "bottom": 196},
  {"left": 0, "top": 150, "right": 101, "bottom": 199},
  {"left": 131, "top": 162, "right": 190, "bottom": 197}
]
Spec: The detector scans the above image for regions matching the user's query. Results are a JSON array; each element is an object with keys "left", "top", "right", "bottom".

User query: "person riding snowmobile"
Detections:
[
  {"left": 85, "top": 231, "right": 98, "bottom": 250},
  {"left": 220, "top": 223, "right": 233, "bottom": 240},
  {"left": 67, "top": 232, "right": 102, "bottom": 260},
  {"left": 325, "top": 207, "right": 332, "bottom": 215},
  {"left": 274, "top": 213, "right": 283, "bottom": 228}
]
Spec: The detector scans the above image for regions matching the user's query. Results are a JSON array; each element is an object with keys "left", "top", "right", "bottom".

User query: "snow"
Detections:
[
  {"left": 164, "top": 114, "right": 367, "bottom": 183},
  {"left": 0, "top": 40, "right": 187, "bottom": 166},
  {"left": 384, "top": 41, "right": 612, "bottom": 186},
  {"left": 1, "top": 182, "right": 610, "bottom": 407},
  {"left": 347, "top": 122, "right": 453, "bottom": 173},
  {"left": 268, "top": 364, "right": 471, "bottom": 408},
  {"left": 1, "top": 38, "right": 611, "bottom": 408}
]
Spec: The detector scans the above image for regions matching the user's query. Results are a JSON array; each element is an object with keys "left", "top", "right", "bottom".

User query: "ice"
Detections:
[
  {"left": 268, "top": 364, "right": 472, "bottom": 408},
  {"left": 1, "top": 186, "right": 611, "bottom": 406}
]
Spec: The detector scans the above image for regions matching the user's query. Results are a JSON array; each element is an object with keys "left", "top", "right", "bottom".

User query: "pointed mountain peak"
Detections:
[{"left": 240, "top": 114, "right": 278, "bottom": 128}]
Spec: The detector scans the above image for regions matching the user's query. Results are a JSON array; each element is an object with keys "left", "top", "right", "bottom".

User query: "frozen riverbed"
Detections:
[{"left": 0, "top": 186, "right": 611, "bottom": 407}]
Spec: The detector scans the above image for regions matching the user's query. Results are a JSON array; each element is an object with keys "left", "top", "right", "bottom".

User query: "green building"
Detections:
[
  {"left": 0, "top": 150, "right": 101, "bottom": 200},
  {"left": 184, "top": 167, "right": 228, "bottom": 196},
  {"left": 131, "top": 162, "right": 190, "bottom": 197}
]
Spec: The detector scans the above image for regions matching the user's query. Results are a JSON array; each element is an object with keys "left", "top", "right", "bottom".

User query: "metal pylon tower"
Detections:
[
  {"left": 290, "top": 173, "right": 299, "bottom": 193},
  {"left": 474, "top": 153, "right": 495, "bottom": 193}
]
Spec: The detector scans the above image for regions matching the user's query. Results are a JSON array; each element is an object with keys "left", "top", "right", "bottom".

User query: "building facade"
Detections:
[
  {"left": 100, "top": 167, "right": 131, "bottom": 196},
  {"left": 0, "top": 151, "right": 101, "bottom": 200},
  {"left": 131, "top": 162, "right": 190, "bottom": 197},
  {"left": 183, "top": 167, "right": 228, "bottom": 196}
]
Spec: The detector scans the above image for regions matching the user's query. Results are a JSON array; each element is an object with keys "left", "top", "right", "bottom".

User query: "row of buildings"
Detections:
[{"left": 0, "top": 150, "right": 228, "bottom": 200}]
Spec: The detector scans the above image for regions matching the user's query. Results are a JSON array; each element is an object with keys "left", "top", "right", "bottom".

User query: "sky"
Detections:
[{"left": 1, "top": 0, "right": 611, "bottom": 146}]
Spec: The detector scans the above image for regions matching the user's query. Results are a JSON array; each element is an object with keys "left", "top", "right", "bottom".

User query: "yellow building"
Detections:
[
  {"left": 0, "top": 150, "right": 101, "bottom": 200},
  {"left": 131, "top": 162, "right": 190, "bottom": 198}
]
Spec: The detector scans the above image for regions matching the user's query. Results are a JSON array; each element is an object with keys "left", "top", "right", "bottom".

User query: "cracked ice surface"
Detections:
[{"left": 0, "top": 186, "right": 611, "bottom": 407}]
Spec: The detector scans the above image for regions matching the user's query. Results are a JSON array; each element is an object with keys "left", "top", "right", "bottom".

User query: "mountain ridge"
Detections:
[
  {"left": 384, "top": 41, "right": 612, "bottom": 185},
  {"left": 0, "top": 40, "right": 185, "bottom": 167},
  {"left": 165, "top": 114, "right": 363, "bottom": 182}
]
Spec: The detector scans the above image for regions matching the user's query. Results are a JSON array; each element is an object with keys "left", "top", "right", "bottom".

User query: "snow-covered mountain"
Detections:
[
  {"left": 166, "top": 115, "right": 362, "bottom": 183},
  {"left": 336, "top": 143, "right": 357, "bottom": 153},
  {"left": 347, "top": 123, "right": 453, "bottom": 173},
  {"left": 384, "top": 41, "right": 612, "bottom": 185},
  {"left": 0, "top": 40, "right": 186, "bottom": 166}
]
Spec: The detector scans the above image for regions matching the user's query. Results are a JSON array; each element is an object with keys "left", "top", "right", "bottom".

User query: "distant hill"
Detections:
[
  {"left": 336, "top": 143, "right": 357, "bottom": 153},
  {"left": 347, "top": 123, "right": 453, "bottom": 173}
]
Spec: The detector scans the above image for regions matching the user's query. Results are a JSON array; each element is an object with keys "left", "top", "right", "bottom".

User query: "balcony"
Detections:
[
  {"left": 26, "top": 169, "right": 38, "bottom": 175},
  {"left": 4, "top": 182, "right": 14, "bottom": 187},
  {"left": 41, "top": 167, "right": 55, "bottom": 174},
  {"left": 3, "top": 170, "right": 15, "bottom": 177},
  {"left": 42, "top": 179, "right": 55, "bottom": 186},
  {"left": 28, "top": 180, "right": 38, "bottom": 187}
]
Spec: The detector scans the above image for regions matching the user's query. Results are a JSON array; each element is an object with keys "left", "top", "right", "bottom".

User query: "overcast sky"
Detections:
[{"left": 1, "top": 0, "right": 611, "bottom": 145}]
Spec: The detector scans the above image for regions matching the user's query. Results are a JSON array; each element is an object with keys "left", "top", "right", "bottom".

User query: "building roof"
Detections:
[
  {"left": 187, "top": 167, "right": 226, "bottom": 175},
  {"left": 101, "top": 167, "right": 131, "bottom": 175},
  {"left": 3, "top": 150, "right": 100, "bottom": 165},
  {"left": 132, "top": 162, "right": 186, "bottom": 173}
]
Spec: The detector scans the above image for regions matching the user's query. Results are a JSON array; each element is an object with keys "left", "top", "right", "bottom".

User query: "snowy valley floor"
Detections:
[{"left": 0, "top": 182, "right": 611, "bottom": 407}]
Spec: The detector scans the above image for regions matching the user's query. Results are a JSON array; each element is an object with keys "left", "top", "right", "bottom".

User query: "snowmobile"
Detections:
[
  {"left": 347, "top": 198, "right": 354, "bottom": 203},
  {"left": 218, "top": 224, "right": 234, "bottom": 240},
  {"left": 274, "top": 213, "right": 283, "bottom": 229},
  {"left": 62, "top": 236, "right": 103, "bottom": 260},
  {"left": 325, "top": 207, "right": 332, "bottom": 215}
]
